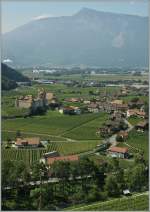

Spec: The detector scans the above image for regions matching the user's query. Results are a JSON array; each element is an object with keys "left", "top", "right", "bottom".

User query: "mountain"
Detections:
[
  {"left": 2, "top": 8, "right": 148, "bottom": 67},
  {"left": 1, "top": 63, "right": 30, "bottom": 90}
]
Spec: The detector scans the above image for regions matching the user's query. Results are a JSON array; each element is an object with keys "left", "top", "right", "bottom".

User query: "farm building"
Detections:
[
  {"left": 41, "top": 155, "right": 79, "bottom": 166},
  {"left": 107, "top": 146, "right": 129, "bottom": 159},
  {"left": 15, "top": 137, "right": 41, "bottom": 148}
]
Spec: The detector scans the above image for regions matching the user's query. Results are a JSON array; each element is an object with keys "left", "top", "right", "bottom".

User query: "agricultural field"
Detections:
[
  {"left": 22, "top": 69, "right": 148, "bottom": 82},
  {"left": 63, "top": 113, "right": 108, "bottom": 140},
  {"left": 65, "top": 192, "right": 149, "bottom": 211},
  {"left": 120, "top": 95, "right": 148, "bottom": 104},
  {"left": 125, "top": 130, "right": 148, "bottom": 160},
  {"left": 2, "top": 111, "right": 107, "bottom": 140},
  {"left": 2, "top": 140, "right": 99, "bottom": 166},
  {"left": 128, "top": 116, "right": 145, "bottom": 126}
]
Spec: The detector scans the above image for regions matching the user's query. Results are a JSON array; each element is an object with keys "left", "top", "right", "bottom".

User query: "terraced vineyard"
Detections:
[
  {"left": 2, "top": 140, "right": 99, "bottom": 166},
  {"left": 67, "top": 193, "right": 149, "bottom": 211}
]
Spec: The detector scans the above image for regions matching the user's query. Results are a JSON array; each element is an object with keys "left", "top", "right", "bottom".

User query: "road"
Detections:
[{"left": 104, "top": 119, "right": 134, "bottom": 147}]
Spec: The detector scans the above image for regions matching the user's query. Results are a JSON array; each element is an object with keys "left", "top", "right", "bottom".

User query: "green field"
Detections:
[
  {"left": 2, "top": 140, "right": 99, "bottom": 166},
  {"left": 65, "top": 193, "right": 149, "bottom": 211},
  {"left": 63, "top": 113, "right": 108, "bottom": 140},
  {"left": 128, "top": 116, "right": 145, "bottom": 126},
  {"left": 125, "top": 130, "right": 148, "bottom": 160},
  {"left": 2, "top": 111, "right": 108, "bottom": 140}
]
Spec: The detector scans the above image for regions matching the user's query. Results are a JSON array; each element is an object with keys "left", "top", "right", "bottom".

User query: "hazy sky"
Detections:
[{"left": 2, "top": 0, "right": 149, "bottom": 33}]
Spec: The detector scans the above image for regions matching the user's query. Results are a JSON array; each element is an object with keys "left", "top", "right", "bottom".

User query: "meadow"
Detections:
[{"left": 66, "top": 193, "right": 149, "bottom": 211}]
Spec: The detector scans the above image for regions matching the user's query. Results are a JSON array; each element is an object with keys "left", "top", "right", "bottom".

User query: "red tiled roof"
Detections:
[
  {"left": 46, "top": 155, "right": 79, "bottom": 165},
  {"left": 16, "top": 137, "right": 40, "bottom": 146},
  {"left": 108, "top": 146, "right": 128, "bottom": 154}
]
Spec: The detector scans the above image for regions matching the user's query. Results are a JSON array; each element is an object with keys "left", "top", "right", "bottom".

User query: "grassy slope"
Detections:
[
  {"left": 2, "top": 112, "right": 98, "bottom": 135},
  {"left": 63, "top": 113, "right": 108, "bottom": 140},
  {"left": 65, "top": 193, "right": 149, "bottom": 211}
]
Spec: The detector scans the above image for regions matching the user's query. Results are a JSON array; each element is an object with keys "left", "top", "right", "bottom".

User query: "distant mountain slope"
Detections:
[
  {"left": 1, "top": 63, "right": 29, "bottom": 90},
  {"left": 2, "top": 8, "right": 148, "bottom": 67}
]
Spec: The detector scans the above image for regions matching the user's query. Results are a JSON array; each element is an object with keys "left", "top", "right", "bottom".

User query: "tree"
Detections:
[
  {"left": 16, "top": 130, "right": 21, "bottom": 138},
  {"left": 126, "top": 164, "right": 147, "bottom": 192},
  {"left": 104, "top": 175, "right": 121, "bottom": 197}
]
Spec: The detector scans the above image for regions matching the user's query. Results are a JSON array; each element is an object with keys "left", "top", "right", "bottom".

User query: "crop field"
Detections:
[
  {"left": 120, "top": 95, "right": 148, "bottom": 104},
  {"left": 2, "top": 140, "right": 99, "bottom": 166},
  {"left": 63, "top": 113, "right": 108, "bottom": 140},
  {"left": 2, "top": 112, "right": 108, "bottom": 140},
  {"left": 22, "top": 70, "right": 149, "bottom": 82},
  {"left": 125, "top": 130, "right": 148, "bottom": 160},
  {"left": 66, "top": 193, "right": 149, "bottom": 211}
]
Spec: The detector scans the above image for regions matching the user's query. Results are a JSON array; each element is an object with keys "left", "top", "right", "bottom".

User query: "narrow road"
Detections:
[{"left": 103, "top": 119, "right": 134, "bottom": 147}]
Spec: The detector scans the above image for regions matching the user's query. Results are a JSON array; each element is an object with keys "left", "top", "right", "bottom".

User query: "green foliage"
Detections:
[
  {"left": 1, "top": 63, "right": 30, "bottom": 90},
  {"left": 104, "top": 175, "right": 121, "bottom": 197}
]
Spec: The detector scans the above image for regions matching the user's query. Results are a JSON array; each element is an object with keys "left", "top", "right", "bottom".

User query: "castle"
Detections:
[{"left": 15, "top": 88, "right": 55, "bottom": 112}]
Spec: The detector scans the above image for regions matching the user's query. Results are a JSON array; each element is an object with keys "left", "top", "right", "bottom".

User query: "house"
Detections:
[
  {"left": 110, "top": 101, "right": 128, "bottom": 112},
  {"left": 83, "top": 100, "right": 91, "bottom": 104},
  {"left": 111, "top": 100, "right": 123, "bottom": 105},
  {"left": 46, "top": 92, "right": 55, "bottom": 105},
  {"left": 59, "top": 106, "right": 81, "bottom": 115},
  {"left": 40, "top": 151, "right": 60, "bottom": 163},
  {"left": 135, "top": 121, "right": 148, "bottom": 132},
  {"left": 107, "top": 146, "right": 129, "bottom": 159},
  {"left": 15, "top": 137, "right": 41, "bottom": 148},
  {"left": 126, "top": 109, "right": 145, "bottom": 118},
  {"left": 67, "top": 98, "right": 81, "bottom": 103},
  {"left": 117, "top": 131, "right": 128, "bottom": 139},
  {"left": 88, "top": 103, "right": 99, "bottom": 113},
  {"left": 41, "top": 154, "right": 79, "bottom": 166}
]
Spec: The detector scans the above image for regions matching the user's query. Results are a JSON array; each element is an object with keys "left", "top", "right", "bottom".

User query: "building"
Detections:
[
  {"left": 41, "top": 155, "right": 79, "bottom": 166},
  {"left": 107, "top": 146, "right": 129, "bottom": 159},
  {"left": 88, "top": 103, "right": 99, "bottom": 113},
  {"left": 59, "top": 106, "right": 81, "bottom": 115},
  {"left": 117, "top": 131, "right": 128, "bottom": 139},
  {"left": 126, "top": 109, "right": 145, "bottom": 118},
  {"left": 40, "top": 151, "right": 60, "bottom": 163},
  {"left": 46, "top": 92, "right": 55, "bottom": 105},
  {"left": 15, "top": 137, "right": 41, "bottom": 148},
  {"left": 135, "top": 121, "right": 148, "bottom": 132},
  {"left": 15, "top": 88, "right": 55, "bottom": 111}
]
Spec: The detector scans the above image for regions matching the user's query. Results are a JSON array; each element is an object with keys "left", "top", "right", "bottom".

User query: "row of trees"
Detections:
[{"left": 2, "top": 155, "right": 148, "bottom": 210}]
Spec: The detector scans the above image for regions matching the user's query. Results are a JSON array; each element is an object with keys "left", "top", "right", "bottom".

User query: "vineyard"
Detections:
[
  {"left": 2, "top": 140, "right": 99, "bottom": 166},
  {"left": 69, "top": 193, "right": 149, "bottom": 211}
]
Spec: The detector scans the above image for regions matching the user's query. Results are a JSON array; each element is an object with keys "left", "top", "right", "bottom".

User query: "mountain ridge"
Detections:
[{"left": 2, "top": 8, "right": 148, "bottom": 67}]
